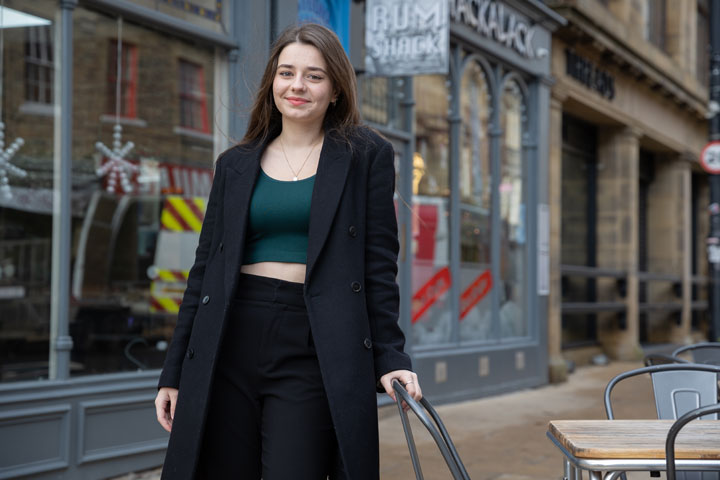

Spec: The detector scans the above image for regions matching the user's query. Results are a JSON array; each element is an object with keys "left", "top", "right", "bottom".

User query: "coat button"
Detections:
[
  {"left": 348, "top": 225, "right": 357, "bottom": 237},
  {"left": 363, "top": 338, "right": 372, "bottom": 349},
  {"left": 202, "top": 295, "right": 210, "bottom": 304},
  {"left": 219, "top": 242, "right": 224, "bottom": 252},
  {"left": 351, "top": 281, "right": 362, "bottom": 293},
  {"left": 186, "top": 348, "right": 195, "bottom": 359}
]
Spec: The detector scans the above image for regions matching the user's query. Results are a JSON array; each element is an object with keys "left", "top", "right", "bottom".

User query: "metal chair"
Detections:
[
  {"left": 673, "top": 342, "right": 720, "bottom": 366},
  {"left": 665, "top": 403, "right": 720, "bottom": 480},
  {"left": 605, "top": 363, "right": 720, "bottom": 480},
  {"left": 643, "top": 353, "right": 689, "bottom": 366},
  {"left": 392, "top": 380, "right": 471, "bottom": 480}
]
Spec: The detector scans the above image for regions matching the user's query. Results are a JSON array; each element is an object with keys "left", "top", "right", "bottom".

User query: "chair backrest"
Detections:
[
  {"left": 665, "top": 403, "right": 720, "bottom": 480},
  {"left": 605, "top": 364, "right": 720, "bottom": 480},
  {"left": 673, "top": 343, "right": 720, "bottom": 366},
  {"left": 392, "top": 380, "right": 471, "bottom": 480},
  {"left": 651, "top": 369, "right": 719, "bottom": 420},
  {"left": 605, "top": 364, "right": 720, "bottom": 420}
]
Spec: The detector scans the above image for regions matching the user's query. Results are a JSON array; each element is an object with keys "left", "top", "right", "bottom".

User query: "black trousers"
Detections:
[{"left": 197, "top": 273, "right": 341, "bottom": 479}]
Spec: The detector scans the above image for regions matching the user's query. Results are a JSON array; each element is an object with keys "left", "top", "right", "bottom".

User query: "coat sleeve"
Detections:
[
  {"left": 158, "top": 156, "right": 224, "bottom": 389},
  {"left": 364, "top": 140, "right": 413, "bottom": 389}
]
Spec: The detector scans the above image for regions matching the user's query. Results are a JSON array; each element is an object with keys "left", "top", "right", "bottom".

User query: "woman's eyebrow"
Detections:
[{"left": 277, "top": 63, "right": 327, "bottom": 74}]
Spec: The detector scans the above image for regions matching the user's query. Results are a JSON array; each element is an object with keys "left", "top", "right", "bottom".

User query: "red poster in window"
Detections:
[
  {"left": 459, "top": 270, "right": 493, "bottom": 320},
  {"left": 414, "top": 204, "right": 438, "bottom": 260},
  {"left": 159, "top": 163, "right": 213, "bottom": 197},
  {"left": 412, "top": 266, "right": 451, "bottom": 324}
]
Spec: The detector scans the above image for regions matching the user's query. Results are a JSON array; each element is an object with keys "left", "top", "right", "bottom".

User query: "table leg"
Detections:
[
  {"left": 564, "top": 458, "right": 572, "bottom": 480},
  {"left": 588, "top": 470, "right": 602, "bottom": 480}
]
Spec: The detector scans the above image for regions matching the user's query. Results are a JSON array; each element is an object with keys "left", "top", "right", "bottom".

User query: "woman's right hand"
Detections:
[{"left": 155, "top": 387, "right": 179, "bottom": 432}]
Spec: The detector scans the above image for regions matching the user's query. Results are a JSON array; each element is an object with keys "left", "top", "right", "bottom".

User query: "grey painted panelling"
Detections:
[
  {"left": 0, "top": 405, "right": 71, "bottom": 479},
  {"left": 0, "top": 374, "right": 167, "bottom": 479},
  {"left": 412, "top": 345, "right": 545, "bottom": 404},
  {"left": 77, "top": 394, "right": 168, "bottom": 464}
]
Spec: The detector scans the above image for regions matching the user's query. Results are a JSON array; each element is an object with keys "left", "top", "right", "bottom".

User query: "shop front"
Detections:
[
  {"left": 0, "top": 1, "right": 246, "bottom": 478},
  {"left": 0, "top": 0, "right": 564, "bottom": 477},
  {"left": 370, "top": 0, "right": 564, "bottom": 402}
]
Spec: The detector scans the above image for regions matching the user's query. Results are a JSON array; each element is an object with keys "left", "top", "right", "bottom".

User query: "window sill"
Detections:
[
  {"left": 19, "top": 101, "right": 55, "bottom": 117},
  {"left": 173, "top": 126, "right": 213, "bottom": 143},
  {"left": 100, "top": 114, "right": 148, "bottom": 127}
]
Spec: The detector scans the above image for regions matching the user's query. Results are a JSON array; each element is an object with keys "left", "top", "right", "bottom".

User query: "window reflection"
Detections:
[
  {"left": 458, "top": 61, "right": 492, "bottom": 342},
  {"left": 499, "top": 79, "right": 527, "bottom": 338},
  {"left": 0, "top": 1, "right": 55, "bottom": 382},
  {"left": 67, "top": 8, "right": 218, "bottom": 377},
  {"left": 412, "top": 75, "right": 451, "bottom": 346}
]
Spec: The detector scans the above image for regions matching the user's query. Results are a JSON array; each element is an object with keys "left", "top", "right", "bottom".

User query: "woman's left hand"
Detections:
[{"left": 379, "top": 370, "right": 422, "bottom": 411}]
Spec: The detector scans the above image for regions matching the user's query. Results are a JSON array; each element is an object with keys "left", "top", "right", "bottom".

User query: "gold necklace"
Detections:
[{"left": 278, "top": 135, "right": 321, "bottom": 181}]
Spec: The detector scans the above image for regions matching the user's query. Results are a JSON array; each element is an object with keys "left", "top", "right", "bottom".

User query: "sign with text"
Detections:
[
  {"left": 700, "top": 141, "right": 720, "bottom": 174},
  {"left": 450, "top": 0, "right": 545, "bottom": 59},
  {"left": 565, "top": 49, "right": 615, "bottom": 100},
  {"left": 365, "top": 0, "right": 449, "bottom": 76}
]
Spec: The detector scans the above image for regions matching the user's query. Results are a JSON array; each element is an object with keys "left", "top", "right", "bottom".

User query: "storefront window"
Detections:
[
  {"left": 359, "top": 75, "right": 406, "bottom": 131},
  {"left": 499, "top": 79, "right": 527, "bottom": 338},
  {"left": 412, "top": 75, "right": 451, "bottom": 346},
  {"left": 69, "top": 8, "right": 219, "bottom": 376},
  {"left": 458, "top": 61, "right": 492, "bottom": 342},
  {"left": 0, "top": 1, "right": 56, "bottom": 382}
]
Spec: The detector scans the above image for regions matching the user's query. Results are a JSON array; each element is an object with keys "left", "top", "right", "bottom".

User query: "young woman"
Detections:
[{"left": 154, "top": 23, "right": 421, "bottom": 479}]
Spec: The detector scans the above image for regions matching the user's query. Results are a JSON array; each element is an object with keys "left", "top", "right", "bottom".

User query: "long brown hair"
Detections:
[{"left": 240, "top": 23, "right": 361, "bottom": 146}]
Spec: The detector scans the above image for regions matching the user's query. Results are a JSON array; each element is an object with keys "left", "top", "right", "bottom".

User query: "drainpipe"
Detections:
[
  {"left": 49, "top": 0, "right": 77, "bottom": 379},
  {"left": 708, "top": 0, "right": 720, "bottom": 341}
]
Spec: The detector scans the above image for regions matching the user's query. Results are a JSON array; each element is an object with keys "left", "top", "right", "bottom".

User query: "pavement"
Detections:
[{"left": 116, "top": 361, "right": 659, "bottom": 479}]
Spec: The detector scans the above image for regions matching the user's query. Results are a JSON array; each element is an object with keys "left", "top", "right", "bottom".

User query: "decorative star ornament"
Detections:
[
  {"left": 0, "top": 121, "right": 26, "bottom": 200},
  {"left": 95, "top": 124, "right": 137, "bottom": 194}
]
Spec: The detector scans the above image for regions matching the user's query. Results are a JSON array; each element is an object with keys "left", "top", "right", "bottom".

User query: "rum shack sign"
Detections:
[
  {"left": 449, "top": 0, "right": 546, "bottom": 59},
  {"left": 365, "top": 0, "right": 450, "bottom": 76}
]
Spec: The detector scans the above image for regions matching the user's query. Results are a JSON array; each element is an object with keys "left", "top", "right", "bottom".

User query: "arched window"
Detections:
[
  {"left": 499, "top": 78, "right": 528, "bottom": 338},
  {"left": 411, "top": 74, "right": 452, "bottom": 346},
  {"left": 458, "top": 60, "right": 492, "bottom": 341}
]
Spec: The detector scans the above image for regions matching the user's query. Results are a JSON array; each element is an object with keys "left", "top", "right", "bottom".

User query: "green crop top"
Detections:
[{"left": 242, "top": 169, "right": 316, "bottom": 265}]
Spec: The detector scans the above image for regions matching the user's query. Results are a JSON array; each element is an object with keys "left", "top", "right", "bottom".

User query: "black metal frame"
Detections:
[
  {"left": 665, "top": 403, "right": 720, "bottom": 480},
  {"left": 392, "top": 380, "right": 471, "bottom": 480}
]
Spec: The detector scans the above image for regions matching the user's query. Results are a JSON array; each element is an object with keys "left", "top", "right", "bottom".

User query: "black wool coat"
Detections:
[{"left": 158, "top": 126, "right": 412, "bottom": 479}]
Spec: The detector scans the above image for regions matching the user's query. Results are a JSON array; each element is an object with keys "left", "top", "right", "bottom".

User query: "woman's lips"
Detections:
[{"left": 287, "top": 97, "right": 309, "bottom": 106}]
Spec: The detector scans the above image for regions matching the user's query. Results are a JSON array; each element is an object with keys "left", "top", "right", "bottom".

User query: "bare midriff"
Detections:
[{"left": 240, "top": 262, "right": 306, "bottom": 284}]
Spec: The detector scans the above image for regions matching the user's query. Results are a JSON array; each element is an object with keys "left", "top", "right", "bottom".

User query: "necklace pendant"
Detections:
[{"left": 293, "top": 176, "right": 298, "bottom": 181}]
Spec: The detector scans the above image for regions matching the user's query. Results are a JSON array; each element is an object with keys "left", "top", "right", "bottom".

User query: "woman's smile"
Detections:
[{"left": 286, "top": 96, "right": 310, "bottom": 106}]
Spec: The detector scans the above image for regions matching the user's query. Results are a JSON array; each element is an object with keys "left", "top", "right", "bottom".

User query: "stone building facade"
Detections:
[{"left": 545, "top": 0, "right": 711, "bottom": 381}]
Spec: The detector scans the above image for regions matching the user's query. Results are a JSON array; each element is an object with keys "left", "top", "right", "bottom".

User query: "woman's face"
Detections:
[{"left": 273, "top": 42, "right": 336, "bottom": 128}]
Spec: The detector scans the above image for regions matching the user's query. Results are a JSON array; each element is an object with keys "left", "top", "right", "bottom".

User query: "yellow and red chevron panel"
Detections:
[
  {"left": 161, "top": 196, "right": 206, "bottom": 232},
  {"left": 149, "top": 269, "right": 189, "bottom": 314},
  {"left": 153, "top": 269, "right": 189, "bottom": 283},
  {"left": 150, "top": 294, "right": 182, "bottom": 314}
]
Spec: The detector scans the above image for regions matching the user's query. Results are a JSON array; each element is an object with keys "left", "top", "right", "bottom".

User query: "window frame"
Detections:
[
  {"left": 177, "top": 58, "right": 210, "bottom": 133},
  {"left": 24, "top": 25, "right": 54, "bottom": 105},
  {"left": 106, "top": 39, "right": 139, "bottom": 118}
]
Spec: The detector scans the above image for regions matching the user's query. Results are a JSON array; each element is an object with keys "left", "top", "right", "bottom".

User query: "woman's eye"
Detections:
[
  {"left": 308, "top": 74, "right": 323, "bottom": 81},
  {"left": 278, "top": 71, "right": 292, "bottom": 77}
]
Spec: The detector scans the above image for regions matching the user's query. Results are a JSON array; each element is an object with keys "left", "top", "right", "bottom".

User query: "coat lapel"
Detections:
[
  {"left": 305, "top": 132, "right": 352, "bottom": 282},
  {"left": 222, "top": 144, "right": 261, "bottom": 303}
]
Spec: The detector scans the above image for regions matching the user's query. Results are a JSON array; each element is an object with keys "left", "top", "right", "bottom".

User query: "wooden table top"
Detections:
[{"left": 548, "top": 420, "right": 720, "bottom": 460}]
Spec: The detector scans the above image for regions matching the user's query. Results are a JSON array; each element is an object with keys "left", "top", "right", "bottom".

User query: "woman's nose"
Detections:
[{"left": 291, "top": 76, "right": 306, "bottom": 91}]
